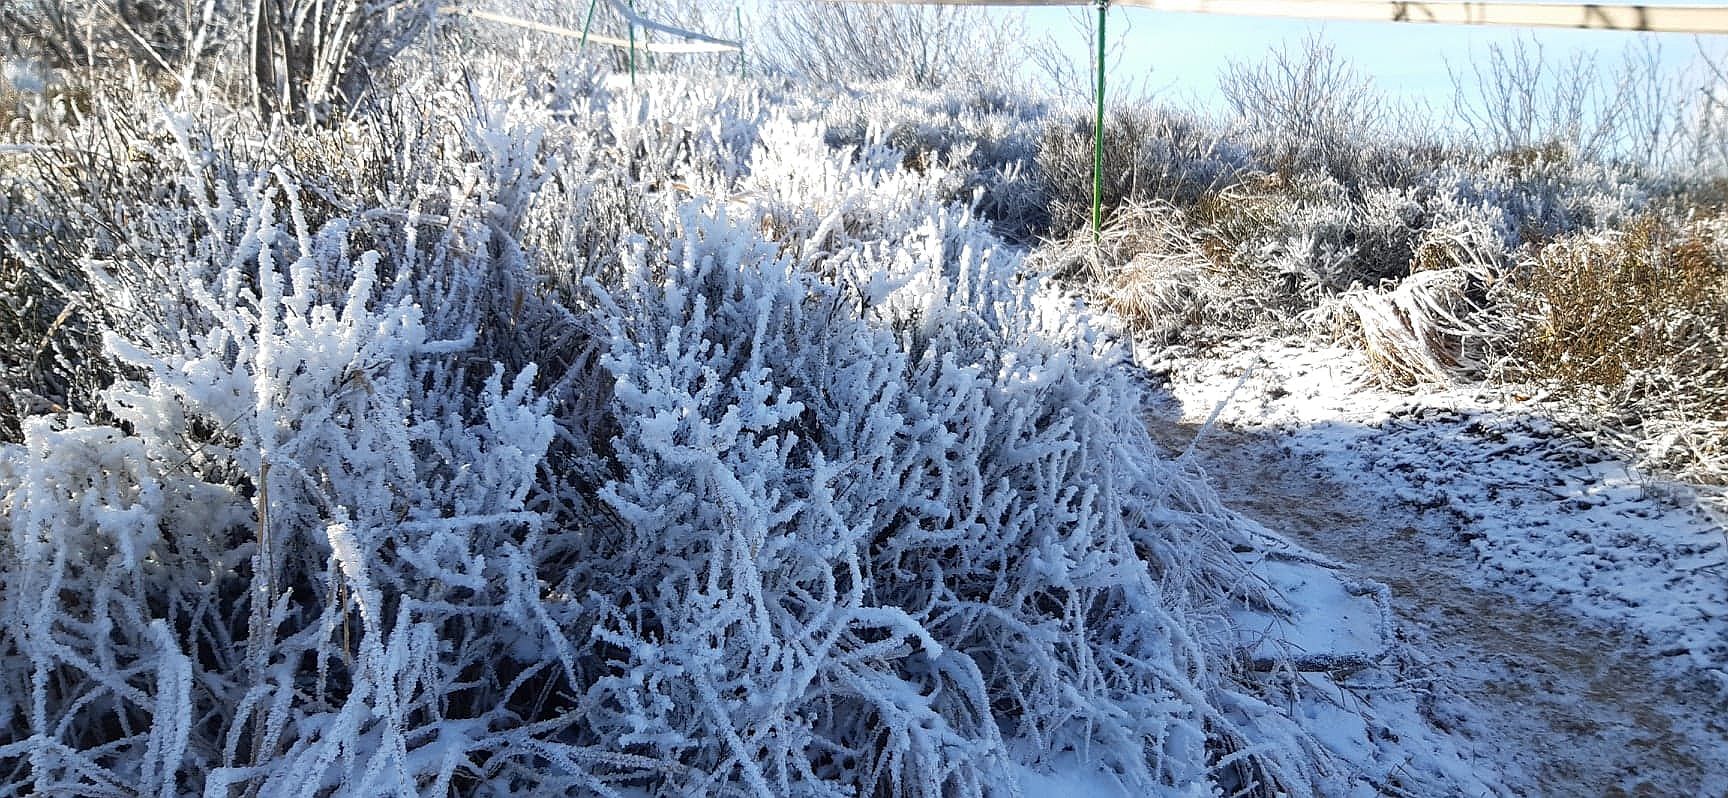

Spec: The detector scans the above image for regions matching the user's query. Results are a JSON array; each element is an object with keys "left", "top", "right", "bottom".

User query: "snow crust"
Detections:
[
  {"left": 1148, "top": 336, "right": 1728, "bottom": 682},
  {"left": 1140, "top": 332, "right": 1728, "bottom": 794}
]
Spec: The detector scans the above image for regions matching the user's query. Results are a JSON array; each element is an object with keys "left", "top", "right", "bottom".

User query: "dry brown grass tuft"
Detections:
[
  {"left": 0, "top": 69, "right": 18, "bottom": 131},
  {"left": 1089, "top": 203, "right": 1232, "bottom": 344},
  {"left": 1508, "top": 214, "right": 1728, "bottom": 482},
  {"left": 1187, "top": 172, "right": 1292, "bottom": 267},
  {"left": 1514, "top": 214, "right": 1726, "bottom": 391},
  {"left": 1329, "top": 263, "right": 1498, "bottom": 387},
  {"left": 1028, "top": 201, "right": 1243, "bottom": 346}
]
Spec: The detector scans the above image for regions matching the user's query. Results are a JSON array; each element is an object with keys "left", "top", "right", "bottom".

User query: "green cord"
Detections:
[
  {"left": 579, "top": 0, "right": 597, "bottom": 50},
  {"left": 737, "top": 6, "right": 747, "bottom": 78},
  {"left": 1092, "top": 0, "right": 1107, "bottom": 241},
  {"left": 628, "top": 0, "right": 637, "bottom": 86}
]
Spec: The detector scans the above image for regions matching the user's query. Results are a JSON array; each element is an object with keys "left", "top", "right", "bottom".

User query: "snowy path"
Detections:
[{"left": 1140, "top": 336, "right": 1728, "bottom": 796}]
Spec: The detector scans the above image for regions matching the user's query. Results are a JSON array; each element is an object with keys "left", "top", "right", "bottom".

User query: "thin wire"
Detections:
[{"left": 737, "top": 6, "right": 748, "bottom": 77}]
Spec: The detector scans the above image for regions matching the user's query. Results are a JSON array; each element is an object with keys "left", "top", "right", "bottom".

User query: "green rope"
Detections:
[
  {"left": 737, "top": 7, "right": 747, "bottom": 78},
  {"left": 1092, "top": 0, "right": 1108, "bottom": 241},
  {"left": 579, "top": 0, "right": 598, "bottom": 50},
  {"left": 628, "top": 0, "right": 637, "bottom": 86}
]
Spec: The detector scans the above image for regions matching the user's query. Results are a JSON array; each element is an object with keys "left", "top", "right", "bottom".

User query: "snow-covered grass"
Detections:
[{"left": 0, "top": 38, "right": 1397, "bottom": 796}]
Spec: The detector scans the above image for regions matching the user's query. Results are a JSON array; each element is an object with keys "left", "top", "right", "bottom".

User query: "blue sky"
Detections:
[{"left": 1000, "top": 3, "right": 1728, "bottom": 112}]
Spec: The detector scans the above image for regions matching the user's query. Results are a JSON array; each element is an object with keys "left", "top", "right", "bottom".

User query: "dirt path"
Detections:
[{"left": 1149, "top": 418, "right": 1728, "bottom": 797}]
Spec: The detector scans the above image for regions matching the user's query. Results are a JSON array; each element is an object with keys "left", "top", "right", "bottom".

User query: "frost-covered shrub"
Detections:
[
  {"left": 0, "top": 0, "right": 201, "bottom": 73},
  {"left": 1217, "top": 178, "right": 1425, "bottom": 306},
  {"left": 0, "top": 65, "right": 20, "bottom": 128},
  {"left": 0, "top": 84, "right": 151, "bottom": 441},
  {"left": 1219, "top": 34, "right": 1384, "bottom": 177},
  {"left": 812, "top": 85, "right": 1046, "bottom": 241},
  {"left": 0, "top": 53, "right": 1344, "bottom": 798},
  {"left": 1426, "top": 148, "right": 1647, "bottom": 250},
  {"left": 757, "top": 1, "right": 1020, "bottom": 90},
  {"left": 569, "top": 122, "right": 1321, "bottom": 793},
  {"left": 0, "top": 88, "right": 586, "bottom": 792},
  {"left": 0, "top": 169, "right": 83, "bottom": 440},
  {"left": 1030, "top": 201, "right": 1250, "bottom": 348},
  {"left": 0, "top": 0, "right": 436, "bottom": 122}
]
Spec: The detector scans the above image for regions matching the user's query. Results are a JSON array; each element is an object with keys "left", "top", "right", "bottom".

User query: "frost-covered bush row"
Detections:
[
  {"left": 1040, "top": 62, "right": 1724, "bottom": 488},
  {"left": 0, "top": 51, "right": 1342, "bottom": 795},
  {"left": 1038, "top": 100, "right": 1661, "bottom": 281},
  {"left": 1028, "top": 102, "right": 1670, "bottom": 371}
]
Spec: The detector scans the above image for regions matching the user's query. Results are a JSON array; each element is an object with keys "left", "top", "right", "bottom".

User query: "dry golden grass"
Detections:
[
  {"left": 1186, "top": 172, "right": 1299, "bottom": 271},
  {"left": 1089, "top": 203, "right": 1229, "bottom": 342},
  {"left": 1507, "top": 213, "right": 1728, "bottom": 483},
  {"left": 0, "top": 69, "right": 18, "bottom": 130},
  {"left": 1515, "top": 214, "right": 1727, "bottom": 392}
]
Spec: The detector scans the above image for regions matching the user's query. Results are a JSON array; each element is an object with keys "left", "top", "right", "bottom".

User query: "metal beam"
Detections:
[{"left": 819, "top": 0, "right": 1728, "bottom": 35}]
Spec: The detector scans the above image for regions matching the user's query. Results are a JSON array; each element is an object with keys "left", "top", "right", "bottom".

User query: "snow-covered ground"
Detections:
[{"left": 1134, "top": 333, "right": 1728, "bottom": 795}]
